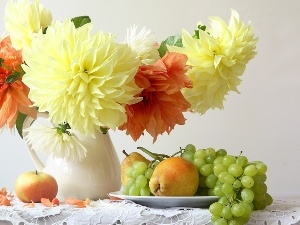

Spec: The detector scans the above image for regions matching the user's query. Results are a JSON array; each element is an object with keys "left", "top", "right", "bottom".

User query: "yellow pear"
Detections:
[
  {"left": 149, "top": 157, "right": 199, "bottom": 196},
  {"left": 121, "top": 151, "right": 150, "bottom": 186}
]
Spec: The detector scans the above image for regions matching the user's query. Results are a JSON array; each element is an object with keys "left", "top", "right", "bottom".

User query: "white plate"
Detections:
[{"left": 108, "top": 191, "right": 219, "bottom": 209}]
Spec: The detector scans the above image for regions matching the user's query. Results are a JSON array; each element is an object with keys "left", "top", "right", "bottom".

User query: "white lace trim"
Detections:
[{"left": 0, "top": 199, "right": 299, "bottom": 225}]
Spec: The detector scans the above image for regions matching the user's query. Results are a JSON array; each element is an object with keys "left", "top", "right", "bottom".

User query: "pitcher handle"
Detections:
[{"left": 22, "top": 112, "right": 50, "bottom": 171}]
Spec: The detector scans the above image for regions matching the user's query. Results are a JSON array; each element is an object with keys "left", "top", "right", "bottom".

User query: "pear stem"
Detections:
[
  {"left": 137, "top": 147, "right": 170, "bottom": 162},
  {"left": 122, "top": 150, "right": 129, "bottom": 157}
]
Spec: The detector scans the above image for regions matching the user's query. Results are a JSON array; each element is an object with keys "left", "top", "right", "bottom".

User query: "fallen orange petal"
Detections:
[
  {"left": 52, "top": 197, "right": 59, "bottom": 206},
  {"left": 65, "top": 197, "right": 89, "bottom": 208},
  {"left": 41, "top": 198, "right": 53, "bottom": 207},
  {"left": 0, "top": 196, "right": 10, "bottom": 206},
  {"left": 65, "top": 197, "right": 83, "bottom": 205},
  {"left": 23, "top": 201, "right": 35, "bottom": 208},
  {"left": 0, "top": 187, "right": 7, "bottom": 196},
  {"left": 84, "top": 198, "right": 90, "bottom": 206}
]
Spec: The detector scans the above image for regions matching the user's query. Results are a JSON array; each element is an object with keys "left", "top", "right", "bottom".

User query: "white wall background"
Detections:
[{"left": 0, "top": 0, "right": 299, "bottom": 198}]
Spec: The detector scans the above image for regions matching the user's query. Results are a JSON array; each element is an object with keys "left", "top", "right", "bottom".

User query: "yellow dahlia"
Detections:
[
  {"left": 4, "top": 0, "right": 52, "bottom": 50},
  {"left": 125, "top": 25, "right": 160, "bottom": 65},
  {"left": 22, "top": 19, "right": 142, "bottom": 136},
  {"left": 169, "top": 10, "right": 257, "bottom": 114}
]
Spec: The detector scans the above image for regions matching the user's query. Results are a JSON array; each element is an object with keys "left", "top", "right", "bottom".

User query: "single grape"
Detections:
[
  {"left": 253, "top": 200, "right": 266, "bottom": 210},
  {"left": 122, "top": 186, "right": 129, "bottom": 195},
  {"left": 125, "top": 178, "right": 136, "bottom": 188},
  {"left": 253, "top": 174, "right": 267, "bottom": 183},
  {"left": 218, "top": 196, "right": 228, "bottom": 204},
  {"left": 214, "top": 157, "right": 224, "bottom": 165},
  {"left": 222, "top": 155, "right": 236, "bottom": 167},
  {"left": 228, "top": 218, "right": 244, "bottom": 225},
  {"left": 209, "top": 202, "right": 223, "bottom": 216},
  {"left": 216, "top": 149, "right": 227, "bottom": 157},
  {"left": 185, "top": 144, "right": 196, "bottom": 153},
  {"left": 243, "top": 165, "right": 257, "bottom": 177},
  {"left": 133, "top": 161, "right": 148, "bottom": 174},
  {"left": 131, "top": 168, "right": 143, "bottom": 178},
  {"left": 200, "top": 164, "right": 214, "bottom": 176},
  {"left": 140, "top": 186, "right": 151, "bottom": 196},
  {"left": 218, "top": 171, "right": 231, "bottom": 183},
  {"left": 231, "top": 203, "right": 246, "bottom": 217},
  {"left": 194, "top": 149, "right": 206, "bottom": 158},
  {"left": 206, "top": 174, "right": 218, "bottom": 188},
  {"left": 194, "top": 157, "right": 206, "bottom": 169},
  {"left": 253, "top": 193, "right": 266, "bottom": 201},
  {"left": 129, "top": 184, "right": 140, "bottom": 196},
  {"left": 144, "top": 167, "right": 154, "bottom": 179},
  {"left": 240, "top": 201, "right": 252, "bottom": 216},
  {"left": 224, "top": 174, "right": 235, "bottom": 185},
  {"left": 205, "top": 155, "right": 216, "bottom": 164},
  {"left": 222, "top": 205, "right": 233, "bottom": 220},
  {"left": 205, "top": 147, "right": 216, "bottom": 156},
  {"left": 232, "top": 179, "right": 242, "bottom": 189},
  {"left": 256, "top": 162, "right": 267, "bottom": 175},
  {"left": 221, "top": 183, "right": 233, "bottom": 194},
  {"left": 125, "top": 167, "right": 133, "bottom": 178},
  {"left": 213, "top": 164, "right": 228, "bottom": 176},
  {"left": 228, "top": 164, "right": 243, "bottom": 178},
  {"left": 241, "top": 175, "right": 254, "bottom": 188},
  {"left": 211, "top": 214, "right": 221, "bottom": 222},
  {"left": 214, "top": 185, "right": 225, "bottom": 197},
  {"left": 241, "top": 188, "right": 254, "bottom": 203},
  {"left": 214, "top": 218, "right": 228, "bottom": 225},
  {"left": 181, "top": 151, "right": 194, "bottom": 163},
  {"left": 265, "top": 192, "right": 273, "bottom": 206},
  {"left": 236, "top": 155, "right": 248, "bottom": 167},
  {"left": 252, "top": 182, "right": 267, "bottom": 194},
  {"left": 135, "top": 174, "right": 148, "bottom": 188}
]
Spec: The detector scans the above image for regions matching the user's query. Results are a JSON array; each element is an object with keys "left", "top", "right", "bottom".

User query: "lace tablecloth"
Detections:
[{"left": 0, "top": 198, "right": 299, "bottom": 225}]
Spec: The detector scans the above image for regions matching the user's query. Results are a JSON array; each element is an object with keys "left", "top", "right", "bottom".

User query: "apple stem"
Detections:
[
  {"left": 122, "top": 150, "right": 129, "bottom": 157},
  {"left": 35, "top": 170, "right": 38, "bottom": 175},
  {"left": 137, "top": 147, "right": 170, "bottom": 162}
]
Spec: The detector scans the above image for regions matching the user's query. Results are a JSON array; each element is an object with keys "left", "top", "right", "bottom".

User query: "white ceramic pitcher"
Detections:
[{"left": 22, "top": 112, "right": 121, "bottom": 200}]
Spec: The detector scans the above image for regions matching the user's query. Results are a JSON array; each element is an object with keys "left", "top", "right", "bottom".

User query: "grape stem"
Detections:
[{"left": 137, "top": 147, "right": 170, "bottom": 162}]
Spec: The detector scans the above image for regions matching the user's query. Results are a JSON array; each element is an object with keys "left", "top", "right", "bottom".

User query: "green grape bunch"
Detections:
[{"left": 181, "top": 144, "right": 273, "bottom": 225}]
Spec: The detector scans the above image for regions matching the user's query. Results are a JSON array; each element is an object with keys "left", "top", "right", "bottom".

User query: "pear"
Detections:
[
  {"left": 149, "top": 157, "right": 199, "bottom": 196},
  {"left": 121, "top": 150, "right": 150, "bottom": 187}
]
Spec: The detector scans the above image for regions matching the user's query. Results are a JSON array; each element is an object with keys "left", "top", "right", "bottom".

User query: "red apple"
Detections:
[{"left": 14, "top": 171, "right": 58, "bottom": 203}]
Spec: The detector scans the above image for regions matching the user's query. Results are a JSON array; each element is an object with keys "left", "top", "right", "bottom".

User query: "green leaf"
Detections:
[
  {"left": 158, "top": 34, "right": 183, "bottom": 58},
  {"left": 71, "top": 16, "right": 91, "bottom": 28},
  {"left": 16, "top": 111, "right": 28, "bottom": 138},
  {"left": 5, "top": 71, "right": 21, "bottom": 83}
]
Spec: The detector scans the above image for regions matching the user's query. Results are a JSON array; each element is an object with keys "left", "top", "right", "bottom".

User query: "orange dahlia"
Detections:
[
  {"left": 119, "top": 52, "right": 192, "bottom": 142},
  {"left": 0, "top": 36, "right": 36, "bottom": 129}
]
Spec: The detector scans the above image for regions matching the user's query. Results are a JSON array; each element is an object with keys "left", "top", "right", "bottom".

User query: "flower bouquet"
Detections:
[{"left": 1, "top": 0, "right": 257, "bottom": 162}]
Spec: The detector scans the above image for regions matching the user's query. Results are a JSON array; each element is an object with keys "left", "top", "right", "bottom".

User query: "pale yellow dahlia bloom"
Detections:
[
  {"left": 125, "top": 25, "right": 160, "bottom": 65},
  {"left": 4, "top": 0, "right": 52, "bottom": 50},
  {"left": 22, "top": 19, "right": 142, "bottom": 136},
  {"left": 227, "top": 9, "right": 258, "bottom": 64},
  {"left": 169, "top": 10, "right": 257, "bottom": 114},
  {"left": 24, "top": 124, "right": 87, "bottom": 162}
]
